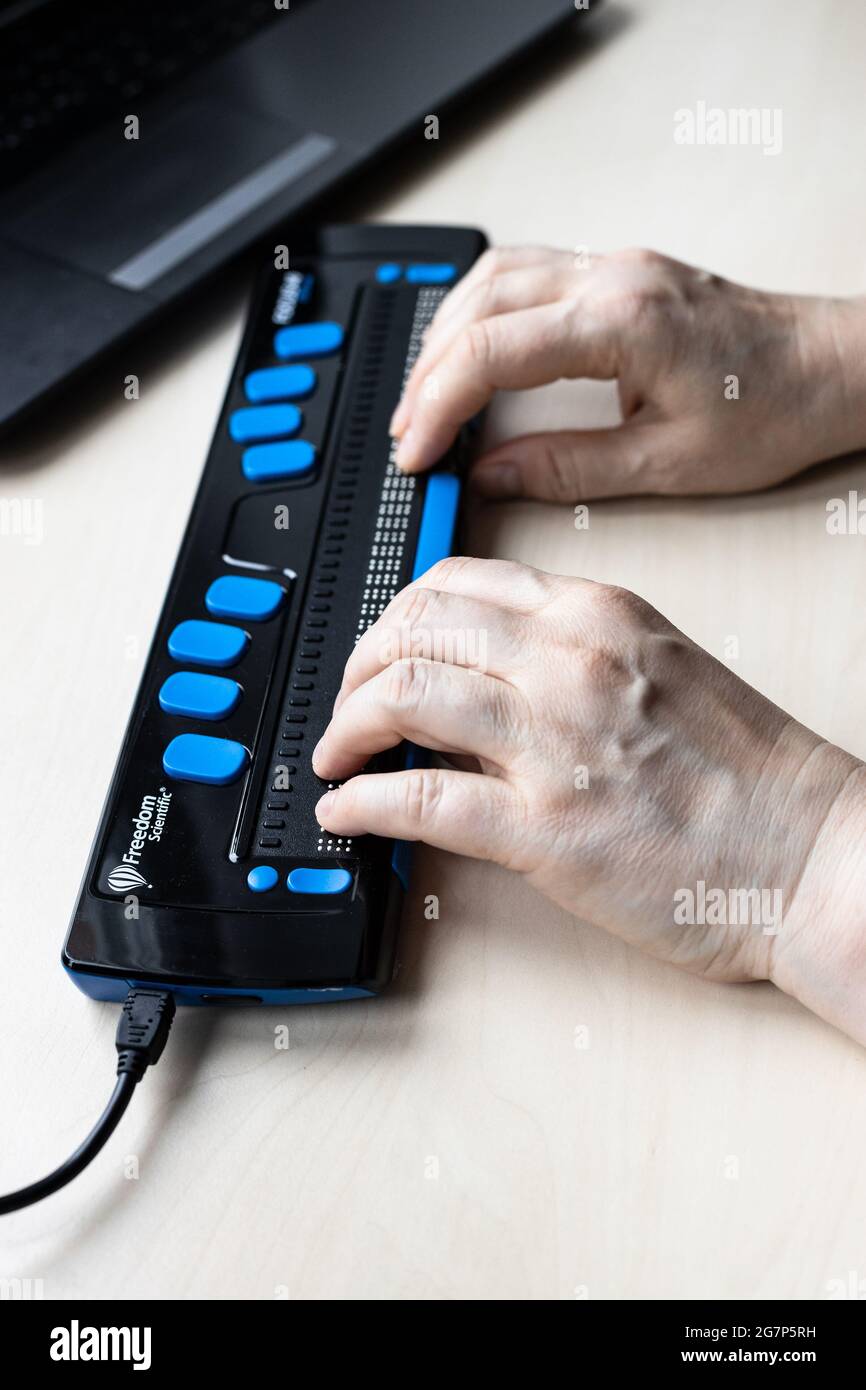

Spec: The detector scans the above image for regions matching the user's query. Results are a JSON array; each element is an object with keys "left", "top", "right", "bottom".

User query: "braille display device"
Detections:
[{"left": 62, "top": 224, "right": 487, "bottom": 1007}]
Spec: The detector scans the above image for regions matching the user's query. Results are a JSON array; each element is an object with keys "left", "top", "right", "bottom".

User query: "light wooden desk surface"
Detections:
[{"left": 2, "top": 0, "right": 866, "bottom": 1300}]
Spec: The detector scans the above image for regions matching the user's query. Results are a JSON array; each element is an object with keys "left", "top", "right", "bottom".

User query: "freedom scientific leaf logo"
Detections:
[{"left": 107, "top": 864, "right": 150, "bottom": 893}]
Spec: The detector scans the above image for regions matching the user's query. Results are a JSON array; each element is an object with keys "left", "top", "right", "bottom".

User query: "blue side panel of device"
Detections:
[{"left": 411, "top": 474, "right": 461, "bottom": 583}]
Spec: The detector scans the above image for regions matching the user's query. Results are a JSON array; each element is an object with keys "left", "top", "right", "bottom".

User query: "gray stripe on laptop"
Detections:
[{"left": 108, "top": 133, "right": 338, "bottom": 291}]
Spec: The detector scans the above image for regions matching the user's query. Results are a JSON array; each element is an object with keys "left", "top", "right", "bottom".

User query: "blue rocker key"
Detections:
[
  {"left": 406, "top": 263, "right": 457, "bottom": 284},
  {"left": 163, "top": 733, "right": 249, "bottom": 786},
  {"left": 167, "top": 619, "right": 248, "bottom": 668},
  {"left": 205, "top": 575, "right": 286, "bottom": 621},
  {"left": 244, "top": 365, "right": 317, "bottom": 403},
  {"left": 228, "top": 404, "right": 301, "bottom": 442},
  {"left": 242, "top": 439, "right": 316, "bottom": 482},
  {"left": 273, "top": 321, "right": 343, "bottom": 360},
  {"left": 287, "top": 867, "right": 353, "bottom": 895},
  {"left": 159, "top": 671, "right": 241, "bottom": 721}
]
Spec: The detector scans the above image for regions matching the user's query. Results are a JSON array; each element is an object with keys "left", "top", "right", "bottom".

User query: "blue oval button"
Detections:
[
  {"left": 287, "top": 867, "right": 352, "bottom": 895},
  {"left": 242, "top": 439, "right": 316, "bottom": 482},
  {"left": 205, "top": 575, "right": 285, "bottom": 621},
  {"left": 159, "top": 671, "right": 241, "bottom": 720},
  {"left": 163, "top": 733, "right": 249, "bottom": 786},
  {"left": 274, "top": 322, "right": 343, "bottom": 360},
  {"left": 229, "top": 404, "right": 302, "bottom": 442},
  {"left": 406, "top": 263, "right": 457, "bottom": 284},
  {"left": 244, "top": 365, "right": 317, "bottom": 402},
  {"left": 167, "top": 620, "right": 248, "bottom": 668},
  {"left": 247, "top": 865, "right": 279, "bottom": 893}
]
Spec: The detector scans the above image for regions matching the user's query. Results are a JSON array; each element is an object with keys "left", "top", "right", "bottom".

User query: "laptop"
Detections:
[{"left": 0, "top": 0, "right": 599, "bottom": 434}]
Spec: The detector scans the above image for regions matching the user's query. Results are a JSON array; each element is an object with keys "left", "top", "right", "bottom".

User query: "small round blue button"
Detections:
[
  {"left": 247, "top": 865, "right": 279, "bottom": 893},
  {"left": 376, "top": 263, "right": 402, "bottom": 283}
]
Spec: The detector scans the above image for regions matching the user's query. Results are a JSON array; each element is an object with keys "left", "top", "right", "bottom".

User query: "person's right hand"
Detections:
[
  {"left": 313, "top": 556, "right": 866, "bottom": 1046},
  {"left": 390, "top": 246, "right": 866, "bottom": 501}
]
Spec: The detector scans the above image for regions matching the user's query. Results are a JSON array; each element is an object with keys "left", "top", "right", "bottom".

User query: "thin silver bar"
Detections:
[{"left": 109, "top": 132, "right": 338, "bottom": 291}]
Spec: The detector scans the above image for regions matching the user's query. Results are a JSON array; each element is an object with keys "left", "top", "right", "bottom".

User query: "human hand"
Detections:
[
  {"left": 391, "top": 247, "right": 866, "bottom": 500},
  {"left": 313, "top": 557, "right": 866, "bottom": 1042}
]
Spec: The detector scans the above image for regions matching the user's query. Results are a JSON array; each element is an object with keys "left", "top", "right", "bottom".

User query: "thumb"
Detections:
[{"left": 470, "top": 426, "right": 662, "bottom": 502}]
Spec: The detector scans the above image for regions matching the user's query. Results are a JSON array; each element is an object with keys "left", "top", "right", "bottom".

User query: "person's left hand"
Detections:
[{"left": 313, "top": 557, "right": 860, "bottom": 989}]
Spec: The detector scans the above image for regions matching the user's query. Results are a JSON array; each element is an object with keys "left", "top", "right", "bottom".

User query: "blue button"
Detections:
[
  {"left": 274, "top": 322, "right": 343, "bottom": 360},
  {"left": 159, "top": 671, "right": 241, "bottom": 721},
  {"left": 411, "top": 473, "right": 461, "bottom": 580},
  {"left": 287, "top": 867, "right": 353, "bottom": 895},
  {"left": 163, "top": 733, "right": 249, "bottom": 786},
  {"left": 406, "top": 263, "right": 458, "bottom": 284},
  {"left": 376, "top": 263, "right": 402, "bottom": 283},
  {"left": 205, "top": 575, "right": 286, "bottom": 621},
  {"left": 229, "top": 404, "right": 302, "bottom": 442},
  {"left": 244, "top": 365, "right": 317, "bottom": 403},
  {"left": 167, "top": 620, "right": 249, "bottom": 668},
  {"left": 242, "top": 439, "right": 317, "bottom": 483},
  {"left": 247, "top": 865, "right": 279, "bottom": 893}
]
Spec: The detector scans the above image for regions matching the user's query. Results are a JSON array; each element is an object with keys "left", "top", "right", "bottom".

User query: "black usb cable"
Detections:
[{"left": 0, "top": 988, "right": 175, "bottom": 1215}]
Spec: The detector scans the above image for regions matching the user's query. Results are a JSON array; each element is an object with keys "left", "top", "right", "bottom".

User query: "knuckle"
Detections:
[
  {"left": 384, "top": 657, "right": 429, "bottom": 714},
  {"left": 538, "top": 438, "right": 579, "bottom": 501},
  {"left": 462, "top": 318, "right": 494, "bottom": 371},
  {"left": 593, "top": 582, "right": 648, "bottom": 622},
  {"left": 486, "top": 678, "right": 520, "bottom": 742},
  {"left": 601, "top": 285, "right": 655, "bottom": 327},
  {"left": 478, "top": 246, "right": 508, "bottom": 279},
  {"left": 475, "top": 556, "right": 555, "bottom": 610},
  {"left": 574, "top": 644, "right": 625, "bottom": 688},
  {"left": 581, "top": 580, "right": 670, "bottom": 637},
  {"left": 423, "top": 555, "right": 473, "bottom": 588},
  {"left": 614, "top": 246, "right": 663, "bottom": 270},
  {"left": 475, "top": 244, "right": 522, "bottom": 279},
  {"left": 582, "top": 255, "right": 668, "bottom": 327},
  {"left": 468, "top": 275, "right": 499, "bottom": 316},
  {"left": 400, "top": 768, "right": 445, "bottom": 828},
  {"left": 397, "top": 584, "right": 436, "bottom": 630}
]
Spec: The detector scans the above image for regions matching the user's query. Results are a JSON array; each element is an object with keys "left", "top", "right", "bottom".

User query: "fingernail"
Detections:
[
  {"left": 316, "top": 790, "right": 337, "bottom": 821},
  {"left": 390, "top": 401, "right": 407, "bottom": 436},
  {"left": 312, "top": 737, "right": 325, "bottom": 772},
  {"left": 395, "top": 428, "right": 418, "bottom": 471},
  {"left": 333, "top": 688, "right": 345, "bottom": 713},
  {"left": 471, "top": 461, "right": 520, "bottom": 497}
]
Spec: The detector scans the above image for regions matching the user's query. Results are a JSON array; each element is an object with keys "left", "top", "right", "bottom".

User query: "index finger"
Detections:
[
  {"left": 395, "top": 297, "right": 623, "bottom": 474},
  {"left": 392, "top": 247, "right": 578, "bottom": 436}
]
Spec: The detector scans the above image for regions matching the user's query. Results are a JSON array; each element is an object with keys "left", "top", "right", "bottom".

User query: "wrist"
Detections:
[
  {"left": 770, "top": 752, "right": 866, "bottom": 1046},
  {"left": 794, "top": 293, "right": 866, "bottom": 461}
]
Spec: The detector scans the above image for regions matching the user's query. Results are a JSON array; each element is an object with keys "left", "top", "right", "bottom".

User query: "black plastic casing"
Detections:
[{"left": 62, "top": 224, "right": 487, "bottom": 1005}]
